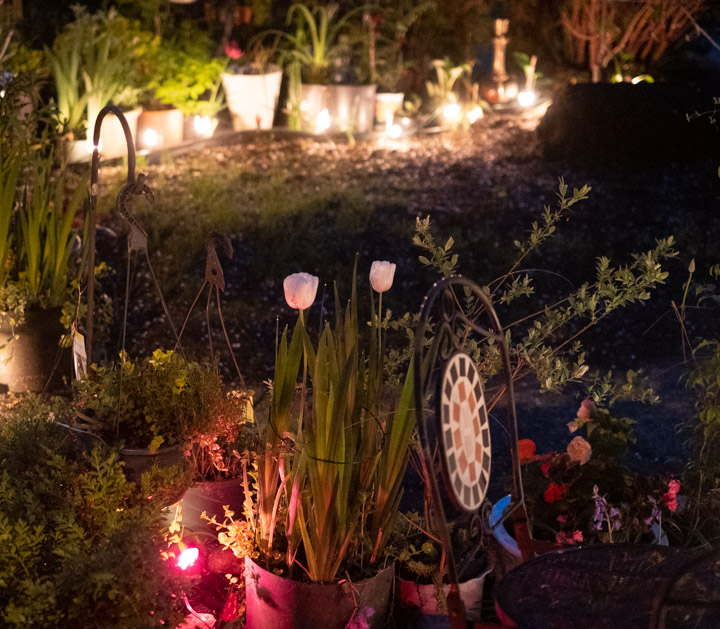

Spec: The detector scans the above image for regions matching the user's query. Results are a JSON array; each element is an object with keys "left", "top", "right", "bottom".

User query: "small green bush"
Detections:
[{"left": 0, "top": 397, "right": 191, "bottom": 628}]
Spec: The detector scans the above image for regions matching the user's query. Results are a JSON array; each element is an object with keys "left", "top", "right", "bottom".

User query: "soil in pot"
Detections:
[{"left": 244, "top": 556, "right": 394, "bottom": 629}]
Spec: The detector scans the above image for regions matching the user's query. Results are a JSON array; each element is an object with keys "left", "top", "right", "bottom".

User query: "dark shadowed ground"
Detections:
[{"left": 95, "top": 98, "right": 720, "bottom": 476}]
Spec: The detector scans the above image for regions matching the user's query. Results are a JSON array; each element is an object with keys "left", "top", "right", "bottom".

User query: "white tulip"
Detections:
[
  {"left": 369, "top": 261, "right": 396, "bottom": 293},
  {"left": 283, "top": 272, "right": 319, "bottom": 310}
]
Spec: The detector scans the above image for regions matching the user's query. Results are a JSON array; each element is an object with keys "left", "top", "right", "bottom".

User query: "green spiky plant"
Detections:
[{"left": 229, "top": 262, "right": 415, "bottom": 583}]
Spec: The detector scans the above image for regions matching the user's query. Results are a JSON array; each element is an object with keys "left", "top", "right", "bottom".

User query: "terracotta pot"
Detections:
[
  {"left": 222, "top": 67, "right": 282, "bottom": 130},
  {"left": 234, "top": 5, "right": 252, "bottom": 24},
  {"left": 0, "top": 306, "right": 70, "bottom": 393},
  {"left": 245, "top": 556, "right": 394, "bottom": 629},
  {"left": 136, "top": 108, "right": 184, "bottom": 149},
  {"left": 60, "top": 137, "right": 92, "bottom": 165},
  {"left": 98, "top": 107, "right": 141, "bottom": 159},
  {"left": 301, "top": 83, "right": 377, "bottom": 134}
]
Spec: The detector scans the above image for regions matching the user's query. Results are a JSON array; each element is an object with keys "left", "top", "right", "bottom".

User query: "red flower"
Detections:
[
  {"left": 543, "top": 482, "right": 567, "bottom": 503},
  {"left": 663, "top": 479, "right": 680, "bottom": 512},
  {"left": 518, "top": 439, "right": 536, "bottom": 464}
]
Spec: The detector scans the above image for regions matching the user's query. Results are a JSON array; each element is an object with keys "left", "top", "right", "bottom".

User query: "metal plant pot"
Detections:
[
  {"left": 397, "top": 560, "right": 491, "bottom": 624},
  {"left": 120, "top": 443, "right": 185, "bottom": 483},
  {"left": 244, "top": 556, "right": 394, "bottom": 629},
  {"left": 300, "top": 83, "right": 377, "bottom": 134},
  {"left": 222, "top": 66, "right": 282, "bottom": 131}
]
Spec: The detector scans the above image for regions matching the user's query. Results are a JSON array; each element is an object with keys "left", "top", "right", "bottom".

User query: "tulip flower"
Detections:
[
  {"left": 369, "top": 261, "right": 396, "bottom": 293},
  {"left": 283, "top": 272, "right": 319, "bottom": 311}
]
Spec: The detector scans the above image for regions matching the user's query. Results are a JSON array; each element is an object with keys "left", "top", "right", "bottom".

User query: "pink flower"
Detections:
[
  {"left": 577, "top": 399, "right": 596, "bottom": 420},
  {"left": 543, "top": 482, "right": 567, "bottom": 503},
  {"left": 556, "top": 515, "right": 567, "bottom": 524},
  {"left": 369, "top": 260, "right": 396, "bottom": 293},
  {"left": 566, "top": 436, "right": 592, "bottom": 465},
  {"left": 663, "top": 492, "right": 677, "bottom": 512},
  {"left": 555, "top": 530, "right": 583, "bottom": 545},
  {"left": 283, "top": 272, "right": 319, "bottom": 310},
  {"left": 663, "top": 479, "right": 680, "bottom": 512},
  {"left": 225, "top": 41, "right": 242, "bottom": 60},
  {"left": 541, "top": 461, "right": 551, "bottom": 477}
]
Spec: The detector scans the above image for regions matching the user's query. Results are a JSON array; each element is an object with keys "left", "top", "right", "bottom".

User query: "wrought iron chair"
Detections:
[
  {"left": 649, "top": 546, "right": 720, "bottom": 629},
  {"left": 413, "top": 275, "right": 542, "bottom": 628}
]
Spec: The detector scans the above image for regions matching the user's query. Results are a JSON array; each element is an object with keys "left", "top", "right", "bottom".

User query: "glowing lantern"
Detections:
[
  {"left": 177, "top": 547, "right": 199, "bottom": 570},
  {"left": 142, "top": 128, "right": 160, "bottom": 149},
  {"left": 387, "top": 124, "right": 402, "bottom": 139},
  {"left": 193, "top": 115, "right": 214, "bottom": 138},
  {"left": 314, "top": 108, "right": 331, "bottom": 133},
  {"left": 466, "top": 106, "right": 484, "bottom": 124},
  {"left": 517, "top": 91, "right": 537, "bottom": 107},
  {"left": 442, "top": 103, "right": 461, "bottom": 122}
]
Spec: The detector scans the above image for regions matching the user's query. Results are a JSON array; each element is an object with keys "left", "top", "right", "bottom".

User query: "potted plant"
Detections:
[
  {"left": 137, "top": 27, "right": 226, "bottom": 149},
  {"left": 389, "top": 512, "right": 491, "bottom": 625},
  {"left": 174, "top": 388, "right": 256, "bottom": 531},
  {"left": 364, "top": 1, "right": 435, "bottom": 125},
  {"left": 0, "top": 394, "right": 193, "bottom": 627},
  {"left": 47, "top": 6, "right": 152, "bottom": 161},
  {"left": 207, "top": 261, "right": 415, "bottom": 628},
  {"left": 73, "top": 349, "right": 230, "bottom": 482},
  {"left": 275, "top": 2, "right": 377, "bottom": 133},
  {"left": 221, "top": 38, "right": 283, "bottom": 130},
  {"left": 0, "top": 103, "right": 88, "bottom": 392}
]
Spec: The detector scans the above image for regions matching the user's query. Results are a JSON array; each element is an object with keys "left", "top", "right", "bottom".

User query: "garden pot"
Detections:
[
  {"left": 120, "top": 443, "right": 186, "bottom": 483},
  {"left": 374, "top": 92, "right": 405, "bottom": 124},
  {"left": 244, "top": 556, "right": 394, "bottom": 629},
  {"left": 397, "top": 558, "right": 491, "bottom": 626},
  {"left": 175, "top": 477, "right": 245, "bottom": 531},
  {"left": 98, "top": 107, "right": 141, "bottom": 159},
  {"left": 222, "top": 66, "right": 282, "bottom": 131},
  {"left": 301, "top": 83, "right": 377, "bottom": 134},
  {"left": 234, "top": 5, "right": 252, "bottom": 24},
  {"left": 61, "top": 137, "right": 91, "bottom": 165},
  {"left": 136, "top": 107, "right": 184, "bottom": 150},
  {"left": 183, "top": 114, "right": 219, "bottom": 141},
  {"left": 0, "top": 306, "right": 70, "bottom": 393}
]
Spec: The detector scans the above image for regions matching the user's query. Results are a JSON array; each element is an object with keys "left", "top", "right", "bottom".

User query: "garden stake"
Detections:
[
  {"left": 88, "top": 105, "right": 182, "bottom": 362},
  {"left": 176, "top": 231, "right": 245, "bottom": 387}
]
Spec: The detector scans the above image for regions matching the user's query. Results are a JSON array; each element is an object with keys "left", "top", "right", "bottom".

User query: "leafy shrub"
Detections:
[
  {"left": 75, "top": 349, "right": 231, "bottom": 451},
  {"left": 0, "top": 397, "right": 191, "bottom": 628}
]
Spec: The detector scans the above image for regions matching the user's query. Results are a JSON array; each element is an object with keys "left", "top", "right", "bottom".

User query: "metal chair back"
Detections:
[{"left": 413, "top": 276, "right": 528, "bottom": 627}]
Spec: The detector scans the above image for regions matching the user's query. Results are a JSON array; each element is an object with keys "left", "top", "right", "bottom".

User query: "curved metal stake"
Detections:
[{"left": 88, "top": 105, "right": 138, "bottom": 363}]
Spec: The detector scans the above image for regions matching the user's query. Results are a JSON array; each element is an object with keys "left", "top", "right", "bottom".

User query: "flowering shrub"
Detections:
[{"left": 522, "top": 399, "right": 681, "bottom": 545}]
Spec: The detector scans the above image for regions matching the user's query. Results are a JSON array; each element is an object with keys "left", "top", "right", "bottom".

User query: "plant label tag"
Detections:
[{"left": 73, "top": 330, "right": 87, "bottom": 380}]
